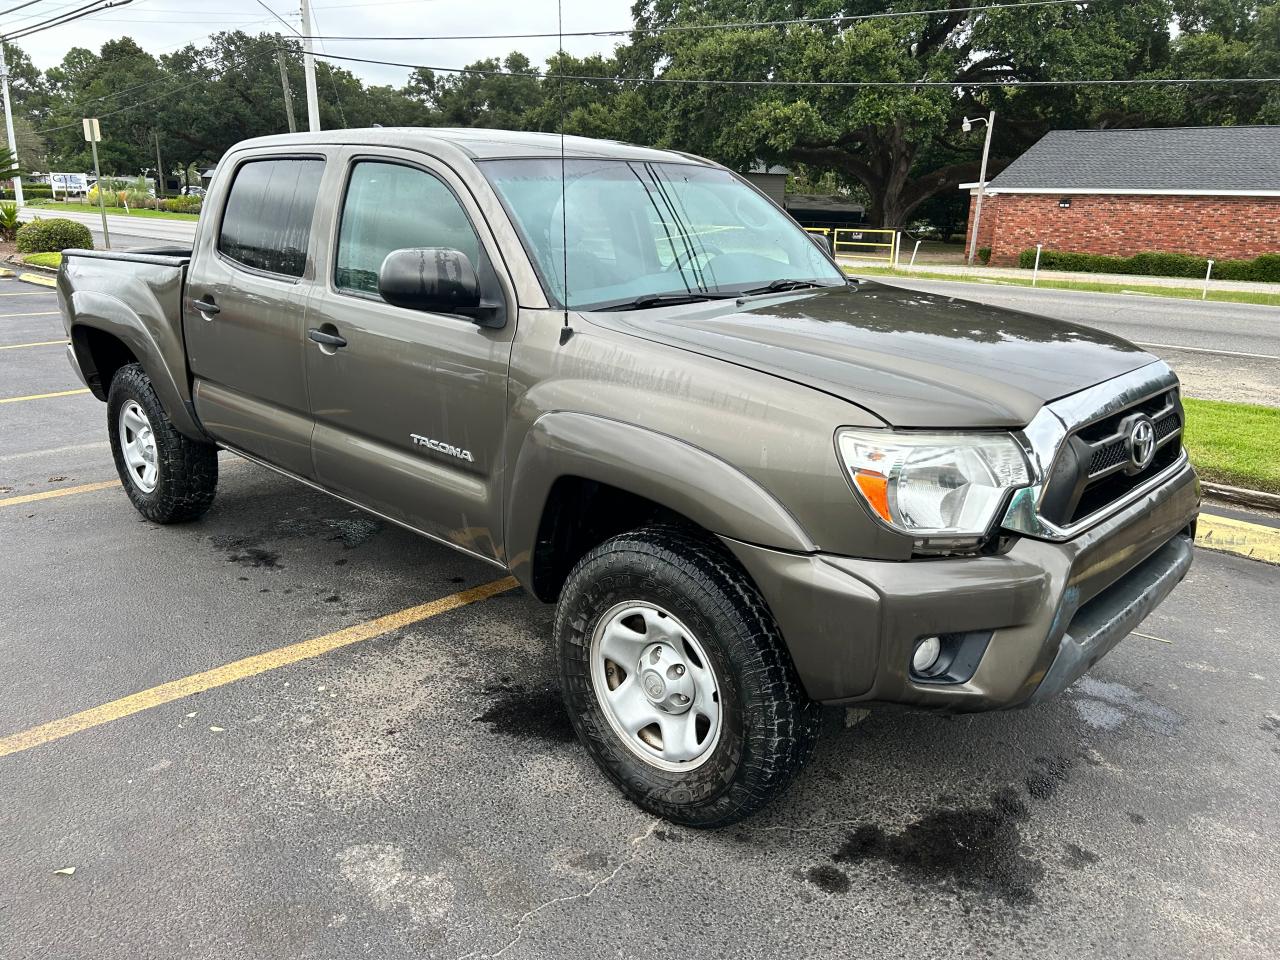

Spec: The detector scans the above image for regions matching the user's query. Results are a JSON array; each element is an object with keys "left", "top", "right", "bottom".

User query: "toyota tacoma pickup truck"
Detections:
[{"left": 58, "top": 129, "right": 1199, "bottom": 826}]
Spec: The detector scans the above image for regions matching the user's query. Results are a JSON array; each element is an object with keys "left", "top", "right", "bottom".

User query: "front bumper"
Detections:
[{"left": 724, "top": 457, "right": 1200, "bottom": 710}]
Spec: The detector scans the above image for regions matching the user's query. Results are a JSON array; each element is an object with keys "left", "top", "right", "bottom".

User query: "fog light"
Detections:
[{"left": 912, "top": 636, "right": 942, "bottom": 675}]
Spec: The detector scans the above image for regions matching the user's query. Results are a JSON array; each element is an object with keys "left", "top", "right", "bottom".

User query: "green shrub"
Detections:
[
  {"left": 1018, "top": 248, "right": 1280, "bottom": 282},
  {"left": 15, "top": 218, "right": 93, "bottom": 254},
  {"left": 0, "top": 200, "right": 21, "bottom": 241},
  {"left": 977, "top": 247, "right": 991, "bottom": 265},
  {"left": 159, "top": 195, "right": 201, "bottom": 213}
]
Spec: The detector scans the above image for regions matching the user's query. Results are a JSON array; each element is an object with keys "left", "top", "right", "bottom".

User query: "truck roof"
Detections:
[{"left": 231, "top": 127, "right": 710, "bottom": 165}]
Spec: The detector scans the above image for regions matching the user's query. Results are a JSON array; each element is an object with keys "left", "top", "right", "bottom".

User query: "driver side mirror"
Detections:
[{"left": 378, "top": 247, "right": 482, "bottom": 316}]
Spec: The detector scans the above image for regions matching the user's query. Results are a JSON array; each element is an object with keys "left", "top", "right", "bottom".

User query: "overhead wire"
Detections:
[
  {"left": 276, "top": 0, "right": 1098, "bottom": 42},
  {"left": 2, "top": 0, "right": 136, "bottom": 41},
  {"left": 305, "top": 51, "right": 1280, "bottom": 88}
]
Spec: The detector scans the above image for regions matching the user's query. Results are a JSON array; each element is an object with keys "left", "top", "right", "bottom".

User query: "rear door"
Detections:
[
  {"left": 303, "top": 150, "right": 517, "bottom": 562},
  {"left": 184, "top": 151, "right": 327, "bottom": 477}
]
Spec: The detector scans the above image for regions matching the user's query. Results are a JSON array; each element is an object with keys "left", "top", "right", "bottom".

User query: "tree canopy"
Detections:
[{"left": 4, "top": 0, "right": 1276, "bottom": 226}]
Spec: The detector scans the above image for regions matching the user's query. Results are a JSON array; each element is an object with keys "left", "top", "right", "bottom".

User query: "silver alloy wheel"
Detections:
[
  {"left": 119, "top": 399, "right": 159, "bottom": 493},
  {"left": 589, "top": 601, "right": 723, "bottom": 771}
]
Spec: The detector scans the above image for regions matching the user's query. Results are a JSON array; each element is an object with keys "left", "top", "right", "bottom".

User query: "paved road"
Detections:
[
  {"left": 20, "top": 205, "right": 196, "bottom": 246},
  {"left": 868, "top": 278, "right": 1280, "bottom": 407},
  {"left": 2, "top": 278, "right": 1278, "bottom": 959}
]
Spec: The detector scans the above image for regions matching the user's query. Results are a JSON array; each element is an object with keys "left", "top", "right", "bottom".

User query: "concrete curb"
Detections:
[
  {"left": 1197, "top": 512, "right": 1280, "bottom": 565},
  {"left": 1202, "top": 482, "right": 1280, "bottom": 513},
  {"left": 17, "top": 272, "right": 56, "bottom": 288}
]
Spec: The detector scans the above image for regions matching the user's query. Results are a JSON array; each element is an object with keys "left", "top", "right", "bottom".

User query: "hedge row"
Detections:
[{"left": 1018, "top": 248, "right": 1280, "bottom": 283}]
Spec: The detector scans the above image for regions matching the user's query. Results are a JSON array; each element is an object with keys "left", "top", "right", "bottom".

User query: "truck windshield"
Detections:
[{"left": 481, "top": 158, "right": 845, "bottom": 310}]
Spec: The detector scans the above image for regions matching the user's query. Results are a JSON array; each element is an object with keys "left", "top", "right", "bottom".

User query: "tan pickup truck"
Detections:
[{"left": 58, "top": 128, "right": 1199, "bottom": 826}]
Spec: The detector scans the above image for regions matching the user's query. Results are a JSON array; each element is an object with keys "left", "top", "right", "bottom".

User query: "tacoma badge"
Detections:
[{"left": 411, "top": 434, "right": 475, "bottom": 463}]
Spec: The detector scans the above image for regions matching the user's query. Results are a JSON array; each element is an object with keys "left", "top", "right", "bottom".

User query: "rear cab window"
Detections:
[{"left": 218, "top": 158, "right": 325, "bottom": 278}]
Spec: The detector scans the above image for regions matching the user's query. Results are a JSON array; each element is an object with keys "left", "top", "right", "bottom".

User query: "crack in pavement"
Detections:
[{"left": 455, "top": 818, "right": 661, "bottom": 960}]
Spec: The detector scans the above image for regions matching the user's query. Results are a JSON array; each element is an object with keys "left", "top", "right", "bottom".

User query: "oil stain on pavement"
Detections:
[{"left": 803, "top": 754, "right": 1095, "bottom": 909}]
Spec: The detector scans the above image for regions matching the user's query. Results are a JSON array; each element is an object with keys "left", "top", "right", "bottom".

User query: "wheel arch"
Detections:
[
  {"left": 506, "top": 412, "right": 816, "bottom": 601},
  {"left": 67, "top": 289, "right": 203, "bottom": 438}
]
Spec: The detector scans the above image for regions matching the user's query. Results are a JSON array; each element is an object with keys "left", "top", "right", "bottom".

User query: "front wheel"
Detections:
[
  {"left": 107, "top": 363, "right": 218, "bottom": 523},
  {"left": 555, "top": 527, "right": 820, "bottom": 827}
]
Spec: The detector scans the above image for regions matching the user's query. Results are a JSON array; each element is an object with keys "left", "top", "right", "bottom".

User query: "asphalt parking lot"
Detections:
[{"left": 2, "top": 276, "right": 1278, "bottom": 959}]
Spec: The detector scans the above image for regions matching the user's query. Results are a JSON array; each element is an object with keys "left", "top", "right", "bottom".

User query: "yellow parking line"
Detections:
[
  {"left": 0, "top": 479, "right": 120, "bottom": 507},
  {"left": 0, "top": 338, "right": 67, "bottom": 350},
  {"left": 0, "top": 577, "right": 519, "bottom": 759},
  {"left": 1196, "top": 513, "right": 1280, "bottom": 564},
  {"left": 0, "top": 309, "right": 59, "bottom": 317},
  {"left": 0, "top": 387, "right": 90, "bottom": 404}
]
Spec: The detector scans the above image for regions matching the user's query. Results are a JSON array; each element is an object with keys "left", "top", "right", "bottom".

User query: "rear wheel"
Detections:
[
  {"left": 555, "top": 526, "right": 820, "bottom": 827},
  {"left": 107, "top": 363, "right": 218, "bottom": 523}
]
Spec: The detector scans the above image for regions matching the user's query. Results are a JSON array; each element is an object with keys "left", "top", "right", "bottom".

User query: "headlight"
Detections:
[{"left": 837, "top": 429, "right": 1030, "bottom": 541}]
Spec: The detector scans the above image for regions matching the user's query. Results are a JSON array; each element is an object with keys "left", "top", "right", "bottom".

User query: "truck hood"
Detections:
[{"left": 587, "top": 281, "right": 1157, "bottom": 428}]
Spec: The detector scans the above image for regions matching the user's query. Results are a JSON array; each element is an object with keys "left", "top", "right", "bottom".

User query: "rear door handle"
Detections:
[
  {"left": 192, "top": 297, "right": 219, "bottom": 315},
  {"left": 307, "top": 327, "right": 348, "bottom": 349}
]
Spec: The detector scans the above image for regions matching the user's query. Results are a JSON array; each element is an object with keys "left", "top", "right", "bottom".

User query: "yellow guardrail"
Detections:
[{"left": 832, "top": 228, "right": 898, "bottom": 264}]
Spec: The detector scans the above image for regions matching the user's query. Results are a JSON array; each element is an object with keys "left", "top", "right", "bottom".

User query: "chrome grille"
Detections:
[{"left": 1001, "top": 363, "right": 1189, "bottom": 542}]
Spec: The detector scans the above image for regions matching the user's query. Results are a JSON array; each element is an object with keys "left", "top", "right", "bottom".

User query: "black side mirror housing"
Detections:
[{"left": 378, "top": 247, "right": 483, "bottom": 317}]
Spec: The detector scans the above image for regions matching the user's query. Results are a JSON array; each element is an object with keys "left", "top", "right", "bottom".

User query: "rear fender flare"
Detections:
[
  {"left": 68, "top": 289, "right": 202, "bottom": 438},
  {"left": 505, "top": 412, "right": 815, "bottom": 591}
]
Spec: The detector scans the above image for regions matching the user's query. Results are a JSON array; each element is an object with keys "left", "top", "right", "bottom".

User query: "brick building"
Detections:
[{"left": 962, "top": 126, "right": 1280, "bottom": 267}]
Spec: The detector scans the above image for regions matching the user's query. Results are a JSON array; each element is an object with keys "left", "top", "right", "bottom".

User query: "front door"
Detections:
[
  {"left": 184, "top": 153, "right": 326, "bottom": 477},
  {"left": 304, "top": 153, "right": 517, "bottom": 561}
]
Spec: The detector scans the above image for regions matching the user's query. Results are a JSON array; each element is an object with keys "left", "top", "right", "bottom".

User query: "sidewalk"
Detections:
[{"left": 838, "top": 258, "right": 1280, "bottom": 296}]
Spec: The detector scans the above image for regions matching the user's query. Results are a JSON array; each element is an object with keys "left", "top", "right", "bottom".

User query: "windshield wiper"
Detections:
[
  {"left": 737, "top": 278, "right": 832, "bottom": 296},
  {"left": 589, "top": 292, "right": 736, "bottom": 312}
]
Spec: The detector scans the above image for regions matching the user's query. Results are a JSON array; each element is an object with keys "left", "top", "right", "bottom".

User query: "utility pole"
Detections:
[
  {"left": 963, "top": 109, "right": 996, "bottom": 268},
  {"left": 276, "top": 43, "right": 297, "bottom": 133},
  {"left": 299, "top": 0, "right": 321, "bottom": 131},
  {"left": 84, "top": 118, "right": 110, "bottom": 250},
  {"left": 0, "top": 43, "right": 25, "bottom": 206},
  {"left": 153, "top": 130, "right": 165, "bottom": 197}
]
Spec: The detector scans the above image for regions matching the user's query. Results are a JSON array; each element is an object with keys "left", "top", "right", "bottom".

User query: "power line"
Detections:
[
  {"left": 286, "top": 0, "right": 1095, "bottom": 42},
  {"left": 2, "top": 0, "right": 135, "bottom": 41},
  {"left": 0, "top": 0, "right": 56, "bottom": 17},
  {"left": 307, "top": 50, "right": 1280, "bottom": 88},
  {"left": 251, "top": 0, "right": 300, "bottom": 36}
]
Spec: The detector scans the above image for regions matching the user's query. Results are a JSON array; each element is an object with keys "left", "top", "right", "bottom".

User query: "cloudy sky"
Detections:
[{"left": 8, "top": 0, "right": 637, "bottom": 87}]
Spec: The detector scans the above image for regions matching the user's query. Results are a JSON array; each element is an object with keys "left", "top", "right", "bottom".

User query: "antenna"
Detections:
[{"left": 557, "top": 0, "right": 573, "bottom": 345}]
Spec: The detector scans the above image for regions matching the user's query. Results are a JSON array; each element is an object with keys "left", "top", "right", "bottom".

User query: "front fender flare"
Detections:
[{"left": 505, "top": 412, "right": 816, "bottom": 593}]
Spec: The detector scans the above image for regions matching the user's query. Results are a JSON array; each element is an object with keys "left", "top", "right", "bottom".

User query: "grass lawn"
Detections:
[
  {"left": 22, "top": 252, "right": 62, "bottom": 269},
  {"left": 848, "top": 265, "right": 1280, "bottom": 309},
  {"left": 26, "top": 201, "right": 199, "bottom": 222},
  {"left": 1183, "top": 398, "right": 1280, "bottom": 494}
]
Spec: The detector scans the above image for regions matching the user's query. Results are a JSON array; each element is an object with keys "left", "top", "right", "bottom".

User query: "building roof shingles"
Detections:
[{"left": 987, "top": 126, "right": 1280, "bottom": 193}]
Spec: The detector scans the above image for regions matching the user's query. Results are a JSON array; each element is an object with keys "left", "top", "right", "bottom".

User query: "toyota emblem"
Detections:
[{"left": 1128, "top": 416, "right": 1156, "bottom": 471}]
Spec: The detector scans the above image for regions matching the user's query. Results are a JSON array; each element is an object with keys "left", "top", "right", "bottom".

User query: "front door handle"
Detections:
[
  {"left": 307, "top": 327, "right": 348, "bottom": 349},
  {"left": 192, "top": 297, "right": 219, "bottom": 315}
]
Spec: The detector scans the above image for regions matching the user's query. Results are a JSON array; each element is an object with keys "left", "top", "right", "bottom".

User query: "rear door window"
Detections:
[
  {"left": 218, "top": 158, "right": 325, "bottom": 277},
  {"left": 334, "top": 160, "right": 483, "bottom": 297}
]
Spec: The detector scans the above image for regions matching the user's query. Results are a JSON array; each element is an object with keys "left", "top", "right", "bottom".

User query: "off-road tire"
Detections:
[
  {"left": 107, "top": 363, "right": 218, "bottom": 523},
  {"left": 556, "top": 526, "right": 820, "bottom": 827}
]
